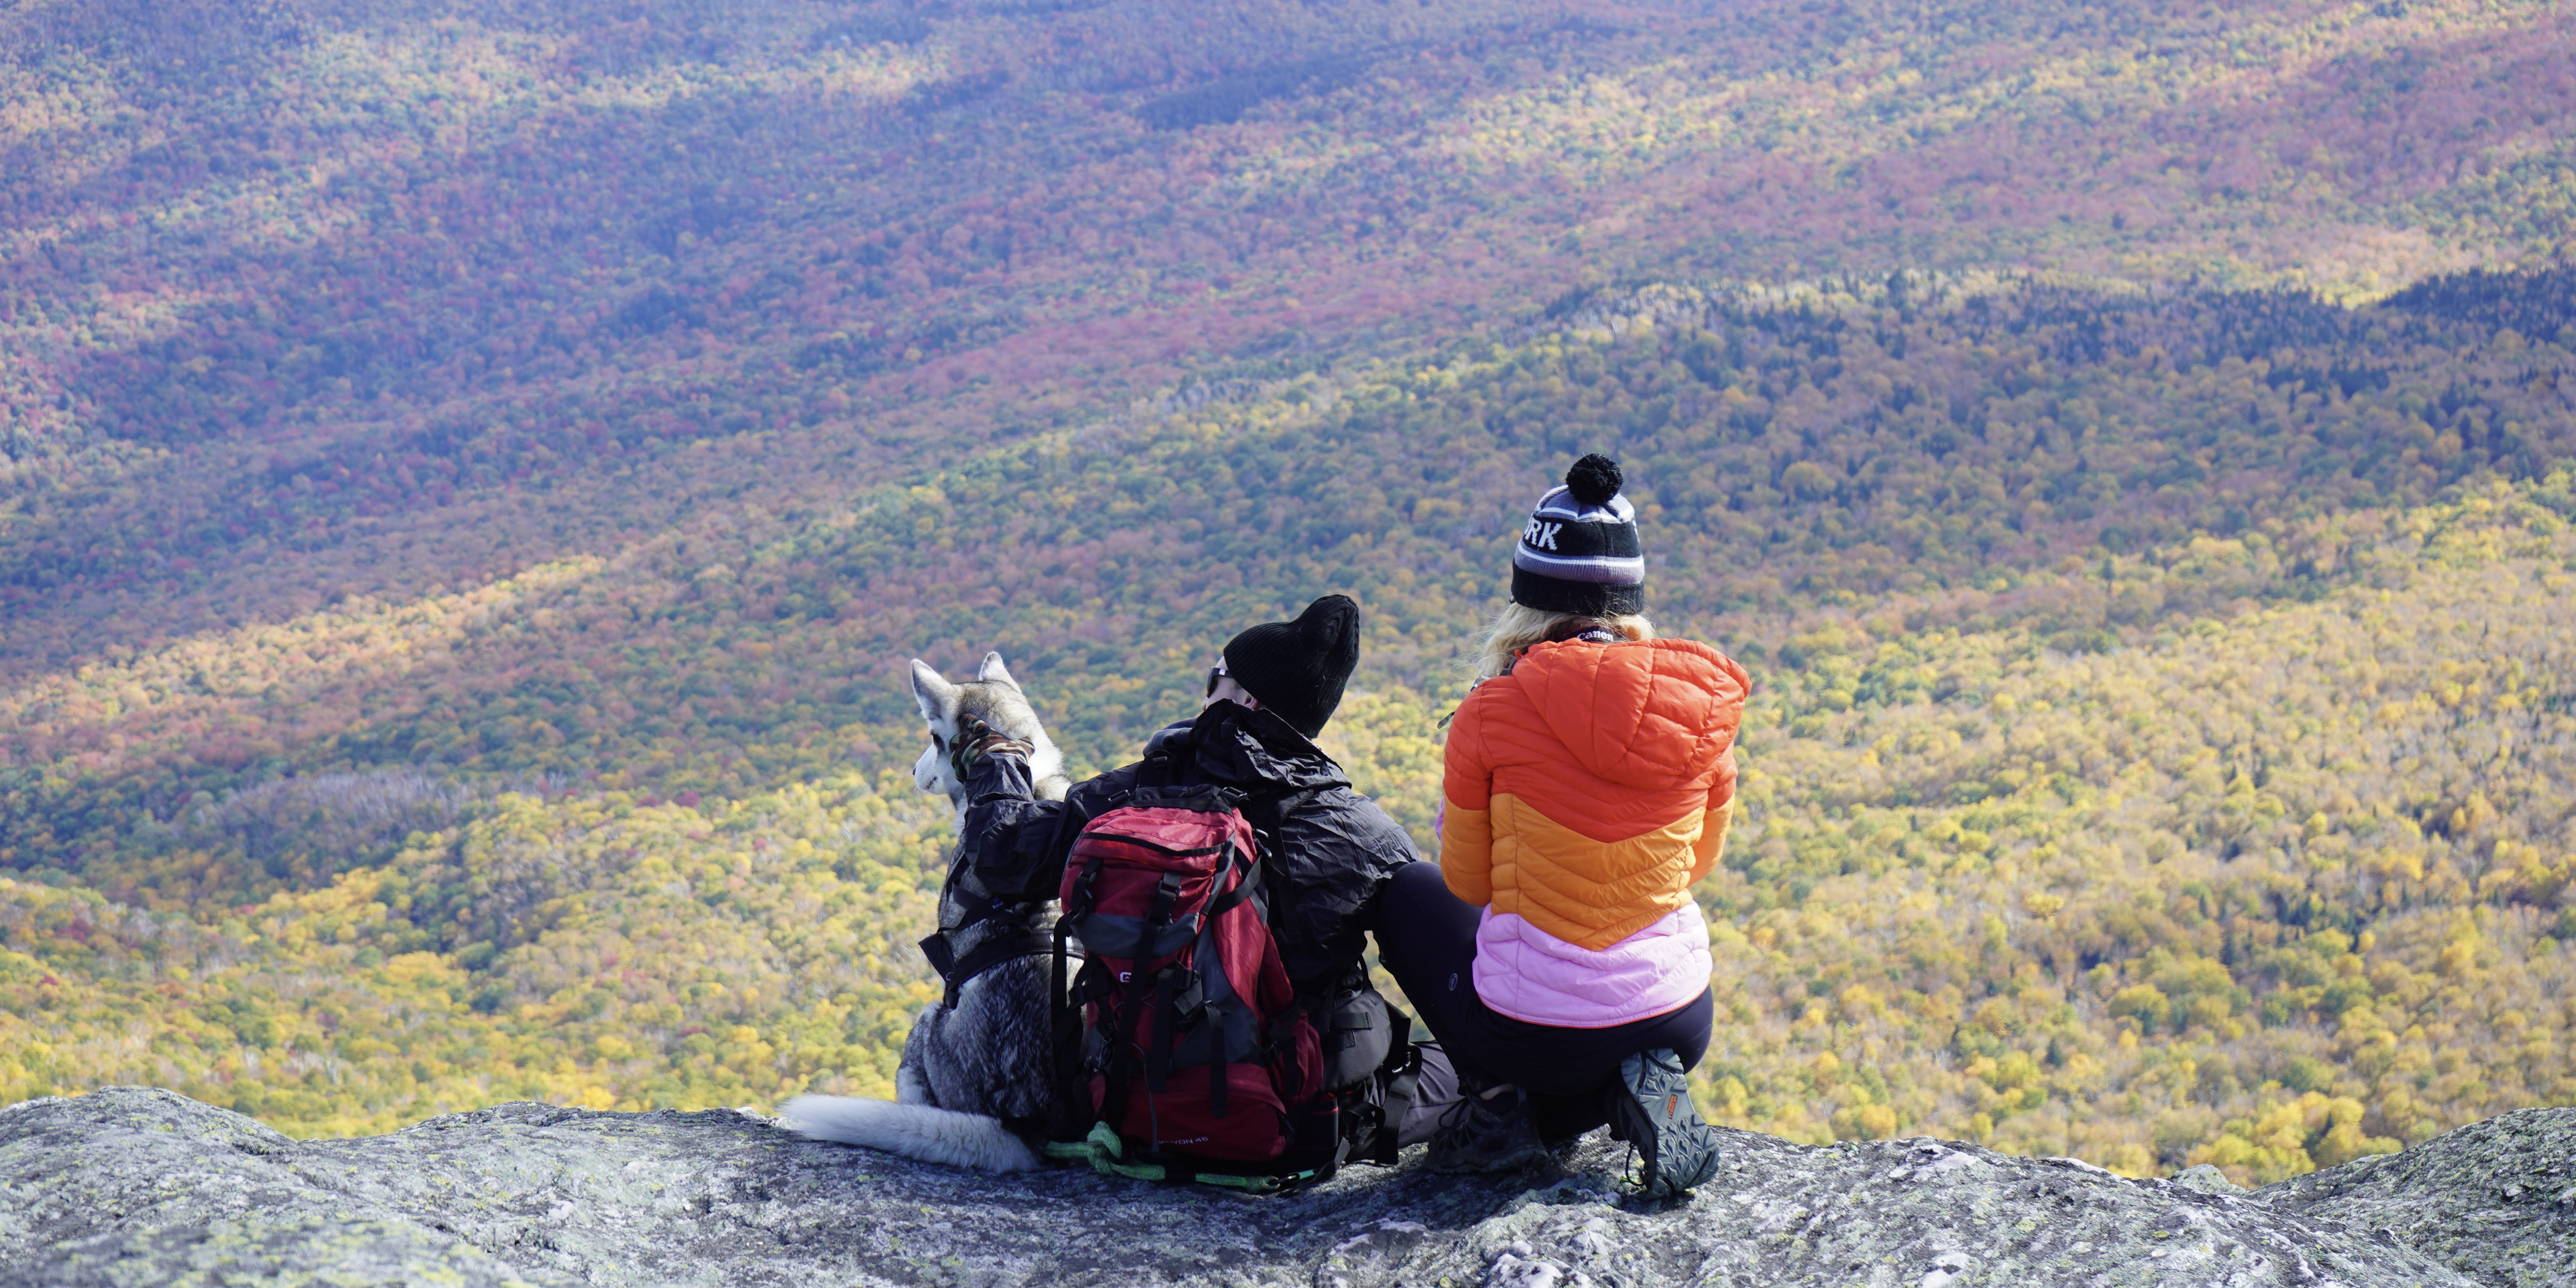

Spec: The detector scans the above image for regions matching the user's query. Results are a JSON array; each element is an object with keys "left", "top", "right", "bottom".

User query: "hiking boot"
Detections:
[
  {"left": 1609, "top": 1048, "right": 1721, "bottom": 1198},
  {"left": 1425, "top": 1081, "right": 1548, "bottom": 1173}
]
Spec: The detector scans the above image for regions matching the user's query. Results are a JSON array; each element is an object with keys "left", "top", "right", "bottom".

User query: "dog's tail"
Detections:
[{"left": 780, "top": 1095, "right": 1043, "bottom": 1172}]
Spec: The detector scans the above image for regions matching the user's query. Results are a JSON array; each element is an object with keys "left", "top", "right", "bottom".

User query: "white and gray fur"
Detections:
[
  {"left": 783, "top": 652, "right": 1071, "bottom": 1172},
  {"left": 904, "top": 652, "right": 1069, "bottom": 819}
]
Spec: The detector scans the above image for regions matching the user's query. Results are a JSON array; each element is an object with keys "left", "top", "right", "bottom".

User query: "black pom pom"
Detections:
[{"left": 1564, "top": 454, "right": 1622, "bottom": 506}]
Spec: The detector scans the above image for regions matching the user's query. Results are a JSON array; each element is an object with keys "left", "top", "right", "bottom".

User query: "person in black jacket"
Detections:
[{"left": 946, "top": 595, "right": 1458, "bottom": 1164}]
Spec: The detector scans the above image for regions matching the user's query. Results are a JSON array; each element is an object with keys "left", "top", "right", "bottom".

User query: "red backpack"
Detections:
[{"left": 1052, "top": 782, "right": 1326, "bottom": 1172}]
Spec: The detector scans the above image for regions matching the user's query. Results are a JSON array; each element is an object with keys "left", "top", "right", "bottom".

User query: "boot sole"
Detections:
[{"left": 1619, "top": 1050, "right": 1721, "bottom": 1197}]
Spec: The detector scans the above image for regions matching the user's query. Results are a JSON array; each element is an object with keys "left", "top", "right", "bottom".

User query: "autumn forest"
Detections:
[{"left": 4, "top": 0, "right": 2575, "bottom": 1186}]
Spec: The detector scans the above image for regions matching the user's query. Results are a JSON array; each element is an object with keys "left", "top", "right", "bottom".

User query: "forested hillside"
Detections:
[
  {"left": 5, "top": 0, "right": 2574, "bottom": 1184},
  {"left": 10, "top": 0, "right": 2575, "bottom": 667}
]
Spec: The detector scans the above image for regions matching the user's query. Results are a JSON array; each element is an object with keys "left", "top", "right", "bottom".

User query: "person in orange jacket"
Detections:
[{"left": 1372, "top": 454, "right": 1747, "bottom": 1197}]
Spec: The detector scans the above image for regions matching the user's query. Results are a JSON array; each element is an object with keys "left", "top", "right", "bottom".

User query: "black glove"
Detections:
[{"left": 948, "top": 714, "right": 1033, "bottom": 783}]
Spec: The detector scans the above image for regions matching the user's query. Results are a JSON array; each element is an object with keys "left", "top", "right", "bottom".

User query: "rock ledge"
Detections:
[{"left": 3, "top": 1087, "right": 2570, "bottom": 1286}]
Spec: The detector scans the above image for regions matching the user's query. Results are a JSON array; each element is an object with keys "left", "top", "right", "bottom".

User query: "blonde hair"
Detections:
[{"left": 1469, "top": 601, "right": 1655, "bottom": 684}]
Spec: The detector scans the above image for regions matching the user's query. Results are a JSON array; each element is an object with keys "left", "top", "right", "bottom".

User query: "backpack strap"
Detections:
[
  {"left": 1371, "top": 1008, "right": 1422, "bottom": 1165},
  {"left": 1103, "top": 870, "right": 1186, "bottom": 1127},
  {"left": 1048, "top": 837, "right": 1110, "bottom": 1142},
  {"left": 1199, "top": 840, "right": 1262, "bottom": 917},
  {"left": 1207, "top": 1015, "right": 1229, "bottom": 1120},
  {"left": 1046, "top": 908, "right": 1087, "bottom": 1141},
  {"left": 1147, "top": 968, "right": 1180, "bottom": 1093}
]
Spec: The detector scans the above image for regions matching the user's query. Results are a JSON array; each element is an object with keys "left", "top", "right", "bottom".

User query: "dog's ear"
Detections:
[
  {"left": 909, "top": 659, "right": 958, "bottom": 723},
  {"left": 975, "top": 651, "right": 1019, "bottom": 689}
]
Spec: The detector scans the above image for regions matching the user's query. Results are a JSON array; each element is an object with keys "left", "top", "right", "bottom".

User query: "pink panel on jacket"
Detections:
[{"left": 1470, "top": 901, "right": 1713, "bottom": 1029}]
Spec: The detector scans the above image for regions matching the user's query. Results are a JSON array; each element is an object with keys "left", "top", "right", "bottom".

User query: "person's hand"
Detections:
[{"left": 948, "top": 714, "right": 1033, "bottom": 782}]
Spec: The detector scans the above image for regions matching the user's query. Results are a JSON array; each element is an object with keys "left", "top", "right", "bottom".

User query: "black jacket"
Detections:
[{"left": 959, "top": 701, "right": 1417, "bottom": 993}]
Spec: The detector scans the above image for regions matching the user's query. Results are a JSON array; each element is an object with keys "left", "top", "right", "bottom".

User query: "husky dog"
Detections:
[{"left": 783, "top": 652, "right": 1072, "bottom": 1171}]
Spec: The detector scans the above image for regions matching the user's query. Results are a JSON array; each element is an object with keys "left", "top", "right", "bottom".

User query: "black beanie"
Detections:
[
  {"left": 1510, "top": 453, "right": 1645, "bottom": 616},
  {"left": 1221, "top": 594, "right": 1360, "bottom": 738}
]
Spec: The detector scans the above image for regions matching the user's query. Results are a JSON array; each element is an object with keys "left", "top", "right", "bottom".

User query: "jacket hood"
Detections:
[
  {"left": 1143, "top": 701, "right": 1352, "bottom": 794},
  {"left": 1502, "top": 638, "right": 1747, "bottom": 783}
]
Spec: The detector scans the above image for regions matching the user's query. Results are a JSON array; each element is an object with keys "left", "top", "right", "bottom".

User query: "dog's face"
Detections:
[{"left": 909, "top": 652, "right": 1066, "bottom": 813}]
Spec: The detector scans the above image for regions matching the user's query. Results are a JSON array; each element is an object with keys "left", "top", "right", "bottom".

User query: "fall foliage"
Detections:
[{"left": 5, "top": 0, "right": 2575, "bottom": 1187}]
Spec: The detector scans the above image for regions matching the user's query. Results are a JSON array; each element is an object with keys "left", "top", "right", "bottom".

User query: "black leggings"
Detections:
[{"left": 1372, "top": 862, "right": 1712, "bottom": 1141}]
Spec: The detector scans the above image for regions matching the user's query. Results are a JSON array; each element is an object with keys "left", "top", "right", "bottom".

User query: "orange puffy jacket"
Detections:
[{"left": 1440, "top": 637, "right": 1748, "bottom": 950}]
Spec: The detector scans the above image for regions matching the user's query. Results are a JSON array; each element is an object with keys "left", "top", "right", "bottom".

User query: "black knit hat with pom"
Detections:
[
  {"left": 1222, "top": 594, "right": 1361, "bottom": 738},
  {"left": 1510, "top": 454, "right": 1645, "bottom": 616}
]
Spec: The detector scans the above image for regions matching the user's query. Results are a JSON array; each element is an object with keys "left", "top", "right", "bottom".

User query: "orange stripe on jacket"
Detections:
[{"left": 1439, "top": 636, "right": 1747, "bottom": 951}]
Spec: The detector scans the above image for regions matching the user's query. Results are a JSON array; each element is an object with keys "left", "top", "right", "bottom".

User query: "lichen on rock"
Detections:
[{"left": 2, "top": 1087, "right": 2569, "bottom": 1286}]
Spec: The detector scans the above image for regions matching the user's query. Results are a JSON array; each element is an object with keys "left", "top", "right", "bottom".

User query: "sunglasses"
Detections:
[{"left": 1205, "top": 661, "right": 1229, "bottom": 697}]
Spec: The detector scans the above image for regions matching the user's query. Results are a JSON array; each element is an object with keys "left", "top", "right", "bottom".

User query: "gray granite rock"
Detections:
[
  {"left": 2262, "top": 1110, "right": 2576, "bottom": 1288},
  {"left": 2, "top": 1087, "right": 2569, "bottom": 1287}
]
